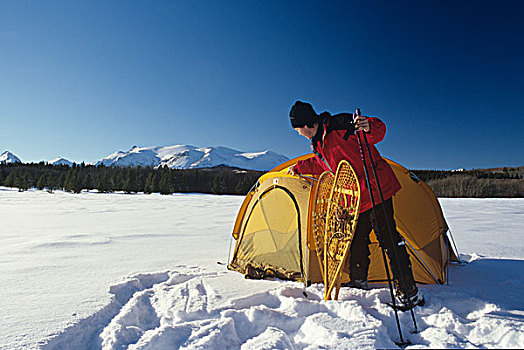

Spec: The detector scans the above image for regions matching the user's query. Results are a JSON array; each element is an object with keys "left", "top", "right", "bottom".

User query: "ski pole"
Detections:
[
  {"left": 354, "top": 111, "right": 408, "bottom": 346},
  {"left": 356, "top": 109, "right": 418, "bottom": 333}
]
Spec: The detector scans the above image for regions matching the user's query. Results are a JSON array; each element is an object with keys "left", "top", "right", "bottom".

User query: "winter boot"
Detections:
[
  {"left": 341, "top": 279, "right": 371, "bottom": 290},
  {"left": 395, "top": 286, "right": 425, "bottom": 311}
]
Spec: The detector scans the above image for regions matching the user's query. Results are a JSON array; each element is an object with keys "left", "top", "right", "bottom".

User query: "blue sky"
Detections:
[{"left": 0, "top": 1, "right": 522, "bottom": 169}]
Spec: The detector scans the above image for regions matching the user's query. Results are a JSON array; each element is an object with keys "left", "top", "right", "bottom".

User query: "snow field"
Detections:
[
  {"left": 0, "top": 188, "right": 523, "bottom": 349},
  {"left": 0, "top": 188, "right": 243, "bottom": 349}
]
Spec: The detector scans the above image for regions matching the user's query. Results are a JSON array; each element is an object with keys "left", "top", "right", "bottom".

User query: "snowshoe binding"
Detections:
[{"left": 390, "top": 288, "right": 425, "bottom": 311}]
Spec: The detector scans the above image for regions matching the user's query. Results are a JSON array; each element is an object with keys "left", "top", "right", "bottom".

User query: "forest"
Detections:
[
  {"left": 411, "top": 167, "right": 523, "bottom": 198},
  {"left": 0, "top": 163, "right": 522, "bottom": 197},
  {"left": 0, "top": 162, "right": 263, "bottom": 195}
]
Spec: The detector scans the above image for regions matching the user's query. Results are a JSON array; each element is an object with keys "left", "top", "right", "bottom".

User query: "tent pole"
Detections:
[
  {"left": 402, "top": 237, "right": 440, "bottom": 284},
  {"left": 447, "top": 228, "right": 462, "bottom": 263},
  {"left": 226, "top": 233, "right": 234, "bottom": 266},
  {"left": 304, "top": 230, "right": 309, "bottom": 290},
  {"left": 446, "top": 230, "right": 450, "bottom": 285}
]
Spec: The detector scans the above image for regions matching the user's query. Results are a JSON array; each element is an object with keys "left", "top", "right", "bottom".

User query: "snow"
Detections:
[
  {"left": 0, "top": 151, "right": 22, "bottom": 164},
  {"left": 0, "top": 188, "right": 523, "bottom": 349},
  {"left": 439, "top": 198, "right": 523, "bottom": 259},
  {"left": 48, "top": 157, "right": 73, "bottom": 167},
  {"left": 95, "top": 144, "right": 289, "bottom": 171}
]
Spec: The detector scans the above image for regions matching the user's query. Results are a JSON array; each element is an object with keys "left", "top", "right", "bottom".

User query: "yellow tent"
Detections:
[{"left": 228, "top": 154, "right": 459, "bottom": 286}]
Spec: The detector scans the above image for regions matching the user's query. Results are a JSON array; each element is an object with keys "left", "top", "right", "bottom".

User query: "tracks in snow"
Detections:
[{"left": 42, "top": 264, "right": 524, "bottom": 349}]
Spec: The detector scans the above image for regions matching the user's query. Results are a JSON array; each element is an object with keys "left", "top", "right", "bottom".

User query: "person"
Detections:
[{"left": 288, "top": 100, "right": 424, "bottom": 310}]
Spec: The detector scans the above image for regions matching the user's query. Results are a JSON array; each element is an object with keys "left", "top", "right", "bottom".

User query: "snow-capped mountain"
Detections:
[
  {"left": 49, "top": 157, "right": 73, "bottom": 167},
  {"left": 96, "top": 145, "right": 289, "bottom": 171},
  {"left": 0, "top": 151, "right": 21, "bottom": 164}
]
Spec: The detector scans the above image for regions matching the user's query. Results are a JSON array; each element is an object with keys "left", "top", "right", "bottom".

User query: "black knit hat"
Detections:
[{"left": 289, "top": 101, "right": 318, "bottom": 128}]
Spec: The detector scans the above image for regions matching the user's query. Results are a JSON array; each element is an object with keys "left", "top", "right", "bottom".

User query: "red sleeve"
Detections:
[
  {"left": 294, "top": 156, "right": 325, "bottom": 175},
  {"left": 365, "top": 117, "right": 386, "bottom": 145}
]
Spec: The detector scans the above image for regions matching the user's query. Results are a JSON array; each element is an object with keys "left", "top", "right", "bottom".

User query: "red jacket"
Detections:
[{"left": 294, "top": 116, "right": 401, "bottom": 213}]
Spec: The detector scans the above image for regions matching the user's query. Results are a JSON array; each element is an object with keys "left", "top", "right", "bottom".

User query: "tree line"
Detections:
[
  {"left": 0, "top": 162, "right": 263, "bottom": 195},
  {"left": 411, "top": 167, "right": 522, "bottom": 182},
  {"left": 411, "top": 167, "right": 524, "bottom": 198},
  {"left": 1, "top": 163, "right": 522, "bottom": 197}
]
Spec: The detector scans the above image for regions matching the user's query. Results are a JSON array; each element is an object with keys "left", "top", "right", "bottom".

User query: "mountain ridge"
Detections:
[
  {"left": 1, "top": 145, "right": 289, "bottom": 171},
  {"left": 95, "top": 144, "right": 289, "bottom": 171}
]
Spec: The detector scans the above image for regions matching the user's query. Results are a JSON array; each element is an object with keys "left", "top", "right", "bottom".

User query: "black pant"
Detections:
[{"left": 349, "top": 198, "right": 416, "bottom": 294}]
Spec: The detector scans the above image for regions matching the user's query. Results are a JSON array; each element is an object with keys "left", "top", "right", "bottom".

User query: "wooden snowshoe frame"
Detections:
[
  {"left": 312, "top": 171, "right": 335, "bottom": 286},
  {"left": 323, "top": 160, "right": 361, "bottom": 300}
]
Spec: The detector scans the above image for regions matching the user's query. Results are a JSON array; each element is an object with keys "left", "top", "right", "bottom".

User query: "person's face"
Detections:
[{"left": 294, "top": 124, "right": 318, "bottom": 140}]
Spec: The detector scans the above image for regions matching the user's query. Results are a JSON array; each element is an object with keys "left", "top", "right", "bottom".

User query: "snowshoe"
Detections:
[{"left": 391, "top": 288, "right": 425, "bottom": 311}]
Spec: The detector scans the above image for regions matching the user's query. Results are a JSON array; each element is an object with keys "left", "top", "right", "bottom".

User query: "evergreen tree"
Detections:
[
  {"left": 123, "top": 171, "right": 139, "bottom": 194},
  {"left": 113, "top": 169, "right": 125, "bottom": 191},
  {"left": 151, "top": 173, "right": 160, "bottom": 193},
  {"left": 4, "top": 171, "right": 15, "bottom": 188},
  {"left": 47, "top": 172, "right": 58, "bottom": 193},
  {"left": 177, "top": 172, "right": 189, "bottom": 192},
  {"left": 235, "top": 176, "right": 253, "bottom": 194},
  {"left": 212, "top": 173, "right": 226, "bottom": 194},
  {"left": 158, "top": 171, "right": 173, "bottom": 195},
  {"left": 85, "top": 173, "right": 94, "bottom": 191},
  {"left": 64, "top": 169, "right": 82, "bottom": 193},
  {"left": 144, "top": 172, "right": 155, "bottom": 194},
  {"left": 37, "top": 173, "right": 47, "bottom": 190},
  {"left": 14, "top": 169, "right": 30, "bottom": 192},
  {"left": 75, "top": 169, "right": 84, "bottom": 193},
  {"left": 58, "top": 173, "right": 67, "bottom": 190},
  {"left": 97, "top": 172, "right": 111, "bottom": 193},
  {"left": 135, "top": 168, "right": 145, "bottom": 193},
  {"left": 64, "top": 170, "right": 74, "bottom": 192},
  {"left": 183, "top": 172, "right": 192, "bottom": 192}
]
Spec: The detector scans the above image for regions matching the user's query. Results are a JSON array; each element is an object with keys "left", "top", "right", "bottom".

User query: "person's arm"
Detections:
[
  {"left": 358, "top": 117, "right": 386, "bottom": 145},
  {"left": 289, "top": 157, "right": 325, "bottom": 176}
]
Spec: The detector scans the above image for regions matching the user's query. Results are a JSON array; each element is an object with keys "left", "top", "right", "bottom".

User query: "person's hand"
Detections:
[
  {"left": 287, "top": 165, "right": 297, "bottom": 176},
  {"left": 354, "top": 115, "right": 370, "bottom": 132}
]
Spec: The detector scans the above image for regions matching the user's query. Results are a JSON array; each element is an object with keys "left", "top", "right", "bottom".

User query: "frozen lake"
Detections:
[
  {"left": 0, "top": 188, "right": 242, "bottom": 349},
  {"left": 0, "top": 188, "right": 523, "bottom": 349}
]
